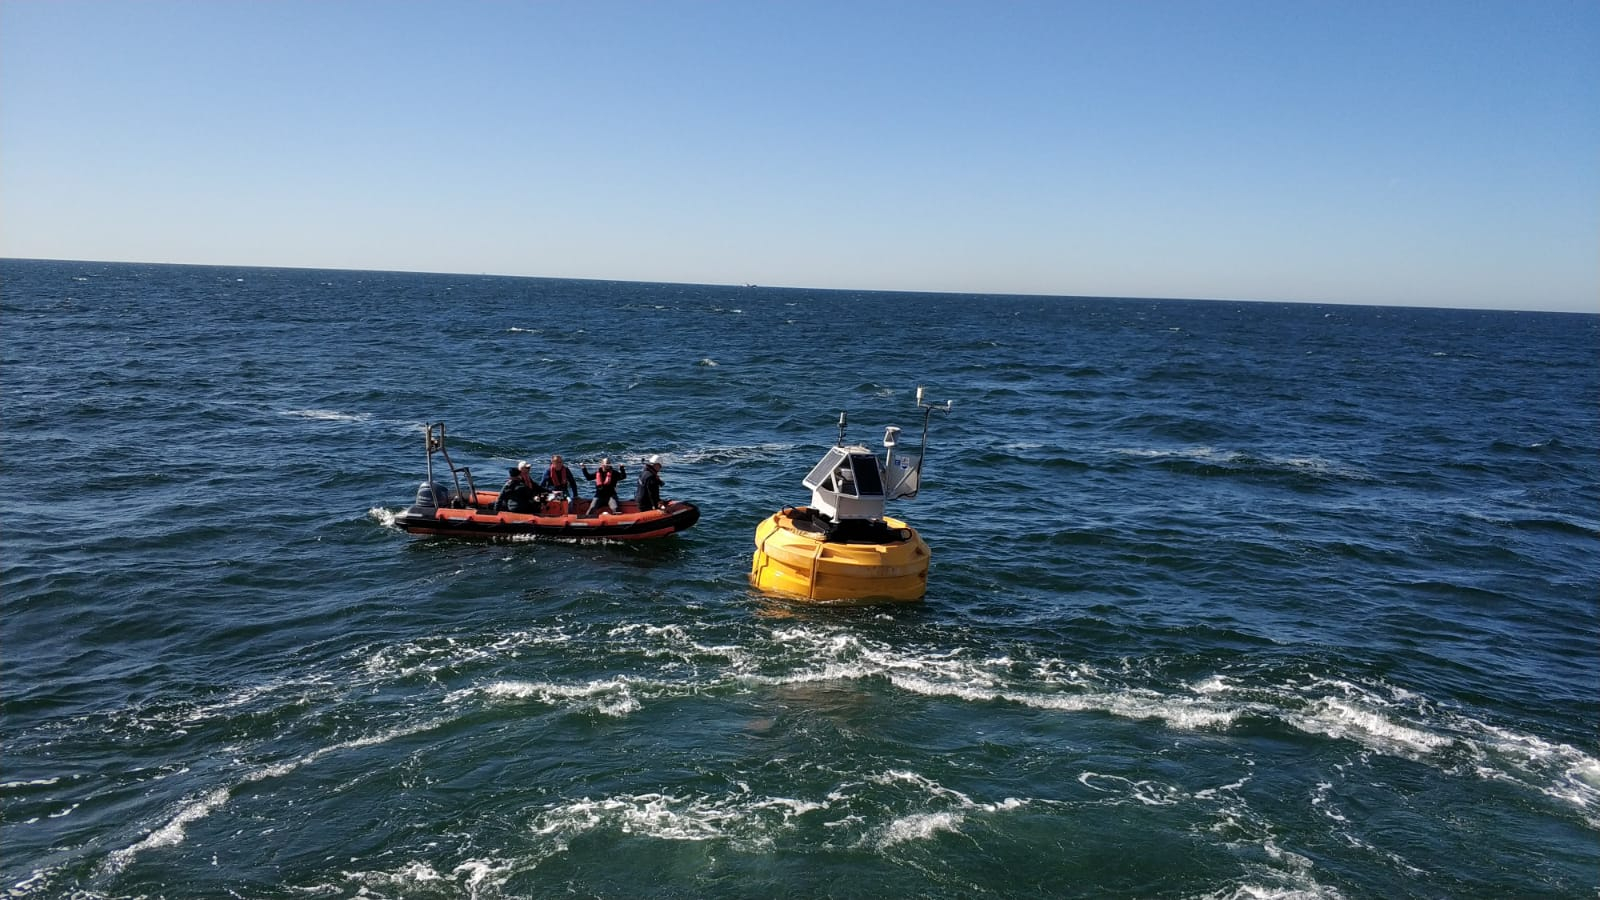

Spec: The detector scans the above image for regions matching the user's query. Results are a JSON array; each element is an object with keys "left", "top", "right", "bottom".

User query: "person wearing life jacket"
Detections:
[
  {"left": 582, "top": 457, "right": 627, "bottom": 517},
  {"left": 635, "top": 454, "right": 665, "bottom": 512},
  {"left": 516, "top": 460, "right": 539, "bottom": 491},
  {"left": 540, "top": 453, "right": 580, "bottom": 502},
  {"left": 496, "top": 464, "right": 538, "bottom": 513}
]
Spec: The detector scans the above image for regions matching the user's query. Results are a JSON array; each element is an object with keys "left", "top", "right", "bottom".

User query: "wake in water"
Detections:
[
  {"left": 75, "top": 611, "right": 1588, "bottom": 891},
  {"left": 100, "top": 717, "right": 451, "bottom": 876}
]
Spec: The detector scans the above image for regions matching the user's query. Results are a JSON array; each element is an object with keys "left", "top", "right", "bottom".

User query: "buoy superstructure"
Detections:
[{"left": 750, "top": 388, "right": 951, "bottom": 603}]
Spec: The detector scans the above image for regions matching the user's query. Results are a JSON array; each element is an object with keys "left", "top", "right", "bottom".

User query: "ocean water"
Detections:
[{"left": 2, "top": 258, "right": 1596, "bottom": 899}]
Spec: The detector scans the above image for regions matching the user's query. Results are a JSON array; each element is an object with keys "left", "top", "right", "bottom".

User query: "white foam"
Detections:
[
  {"left": 531, "top": 789, "right": 822, "bottom": 848},
  {"left": 1187, "top": 673, "right": 1600, "bottom": 818},
  {"left": 671, "top": 442, "right": 798, "bottom": 465},
  {"left": 1018, "top": 686, "right": 1241, "bottom": 730},
  {"left": 456, "top": 677, "right": 643, "bottom": 716},
  {"left": 340, "top": 860, "right": 460, "bottom": 893},
  {"left": 182, "top": 678, "right": 311, "bottom": 725},
  {"left": 1194, "top": 777, "right": 1251, "bottom": 801},
  {"left": 1307, "top": 782, "right": 1346, "bottom": 823},
  {"left": 877, "top": 811, "right": 964, "bottom": 847},
  {"left": 101, "top": 719, "right": 443, "bottom": 874},
  {"left": 103, "top": 786, "right": 231, "bottom": 873},
  {"left": 608, "top": 622, "right": 688, "bottom": 641},
  {"left": 364, "top": 628, "right": 573, "bottom": 681},
  {"left": 1286, "top": 698, "right": 1453, "bottom": 756},
  {"left": 282, "top": 409, "right": 369, "bottom": 423},
  {"left": 452, "top": 857, "right": 516, "bottom": 892},
  {"left": 1474, "top": 721, "right": 1600, "bottom": 812},
  {"left": 348, "top": 616, "right": 1600, "bottom": 857},
  {"left": 0, "top": 777, "right": 62, "bottom": 789},
  {"left": 1200, "top": 880, "right": 1347, "bottom": 899},
  {"left": 1077, "top": 773, "right": 1184, "bottom": 807},
  {"left": 8, "top": 866, "right": 61, "bottom": 896},
  {"left": 1113, "top": 445, "right": 1370, "bottom": 479},
  {"left": 870, "top": 770, "right": 1028, "bottom": 816},
  {"left": 1116, "top": 446, "right": 1243, "bottom": 463},
  {"left": 757, "top": 625, "right": 1236, "bottom": 731},
  {"left": 606, "top": 622, "right": 746, "bottom": 663},
  {"left": 765, "top": 625, "right": 1600, "bottom": 818}
]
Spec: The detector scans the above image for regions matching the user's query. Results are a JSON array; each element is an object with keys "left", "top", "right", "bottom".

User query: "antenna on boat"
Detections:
[
  {"left": 836, "top": 411, "right": 848, "bottom": 446},
  {"left": 424, "top": 423, "right": 445, "bottom": 488},
  {"left": 424, "top": 422, "right": 473, "bottom": 506}
]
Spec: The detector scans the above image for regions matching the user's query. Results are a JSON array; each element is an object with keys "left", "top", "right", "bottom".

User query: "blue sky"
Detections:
[{"left": 2, "top": 1, "right": 1596, "bottom": 311}]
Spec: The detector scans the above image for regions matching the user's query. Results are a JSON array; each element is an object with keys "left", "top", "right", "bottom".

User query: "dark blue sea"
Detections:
[{"left": 3, "top": 259, "right": 1597, "bottom": 899}]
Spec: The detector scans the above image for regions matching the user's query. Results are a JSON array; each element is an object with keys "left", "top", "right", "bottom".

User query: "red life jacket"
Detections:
[
  {"left": 595, "top": 467, "right": 616, "bottom": 489},
  {"left": 546, "top": 465, "right": 568, "bottom": 487}
]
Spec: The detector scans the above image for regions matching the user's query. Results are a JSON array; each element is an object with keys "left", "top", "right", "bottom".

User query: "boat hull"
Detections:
[
  {"left": 749, "top": 507, "right": 929, "bottom": 603},
  {"left": 398, "top": 497, "right": 700, "bottom": 541}
]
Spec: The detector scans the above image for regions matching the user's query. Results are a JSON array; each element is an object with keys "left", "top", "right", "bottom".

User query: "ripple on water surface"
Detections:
[{"left": 2, "top": 261, "right": 1595, "bottom": 897}]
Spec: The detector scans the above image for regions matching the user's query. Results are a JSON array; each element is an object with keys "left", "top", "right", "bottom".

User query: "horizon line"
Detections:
[{"left": 3, "top": 255, "right": 1592, "bottom": 317}]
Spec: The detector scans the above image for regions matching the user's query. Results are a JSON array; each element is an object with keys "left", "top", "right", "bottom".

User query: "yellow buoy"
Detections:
[
  {"left": 749, "top": 388, "right": 950, "bottom": 604},
  {"left": 750, "top": 508, "right": 929, "bottom": 603}
]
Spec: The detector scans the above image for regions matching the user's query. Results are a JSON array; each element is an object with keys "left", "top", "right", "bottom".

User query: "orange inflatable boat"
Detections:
[{"left": 395, "top": 424, "right": 699, "bottom": 541}]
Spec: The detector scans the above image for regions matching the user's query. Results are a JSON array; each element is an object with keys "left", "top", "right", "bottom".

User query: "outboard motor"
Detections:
[{"left": 413, "top": 481, "right": 452, "bottom": 510}]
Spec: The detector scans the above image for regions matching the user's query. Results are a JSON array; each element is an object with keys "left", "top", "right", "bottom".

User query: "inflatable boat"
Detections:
[
  {"left": 750, "top": 388, "right": 950, "bottom": 603},
  {"left": 394, "top": 424, "right": 700, "bottom": 541}
]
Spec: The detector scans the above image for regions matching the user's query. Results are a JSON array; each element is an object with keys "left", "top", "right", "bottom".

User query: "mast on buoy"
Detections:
[
  {"left": 750, "top": 386, "right": 951, "bottom": 604},
  {"left": 801, "top": 386, "right": 950, "bottom": 523}
]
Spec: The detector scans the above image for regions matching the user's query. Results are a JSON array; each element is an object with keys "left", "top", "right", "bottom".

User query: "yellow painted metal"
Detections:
[{"left": 750, "top": 508, "right": 929, "bottom": 603}]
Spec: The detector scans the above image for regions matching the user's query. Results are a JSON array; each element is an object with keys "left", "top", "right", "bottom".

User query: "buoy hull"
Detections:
[{"left": 749, "top": 508, "right": 929, "bottom": 603}]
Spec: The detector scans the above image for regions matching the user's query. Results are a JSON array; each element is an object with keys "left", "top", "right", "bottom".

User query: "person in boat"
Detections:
[
  {"left": 496, "top": 464, "right": 539, "bottom": 513},
  {"left": 635, "top": 455, "right": 665, "bottom": 512},
  {"left": 582, "top": 457, "right": 627, "bottom": 517},
  {"left": 517, "top": 459, "right": 546, "bottom": 505},
  {"left": 540, "top": 453, "right": 580, "bottom": 503},
  {"left": 516, "top": 460, "right": 539, "bottom": 491}
]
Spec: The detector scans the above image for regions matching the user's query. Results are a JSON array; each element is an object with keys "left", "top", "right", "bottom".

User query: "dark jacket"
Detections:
[
  {"left": 496, "top": 470, "right": 537, "bottom": 513},
  {"left": 635, "top": 466, "right": 663, "bottom": 511}
]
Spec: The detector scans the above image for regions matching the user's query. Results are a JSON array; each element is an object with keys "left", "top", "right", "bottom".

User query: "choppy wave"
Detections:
[
  {"left": 364, "top": 627, "right": 575, "bottom": 682},
  {"left": 523, "top": 768, "right": 1028, "bottom": 862},
  {"left": 60, "top": 612, "right": 1591, "bottom": 879},
  {"left": 389, "top": 619, "right": 1600, "bottom": 820},
  {"left": 5, "top": 261, "right": 1595, "bottom": 898},
  {"left": 100, "top": 717, "right": 446, "bottom": 875}
]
